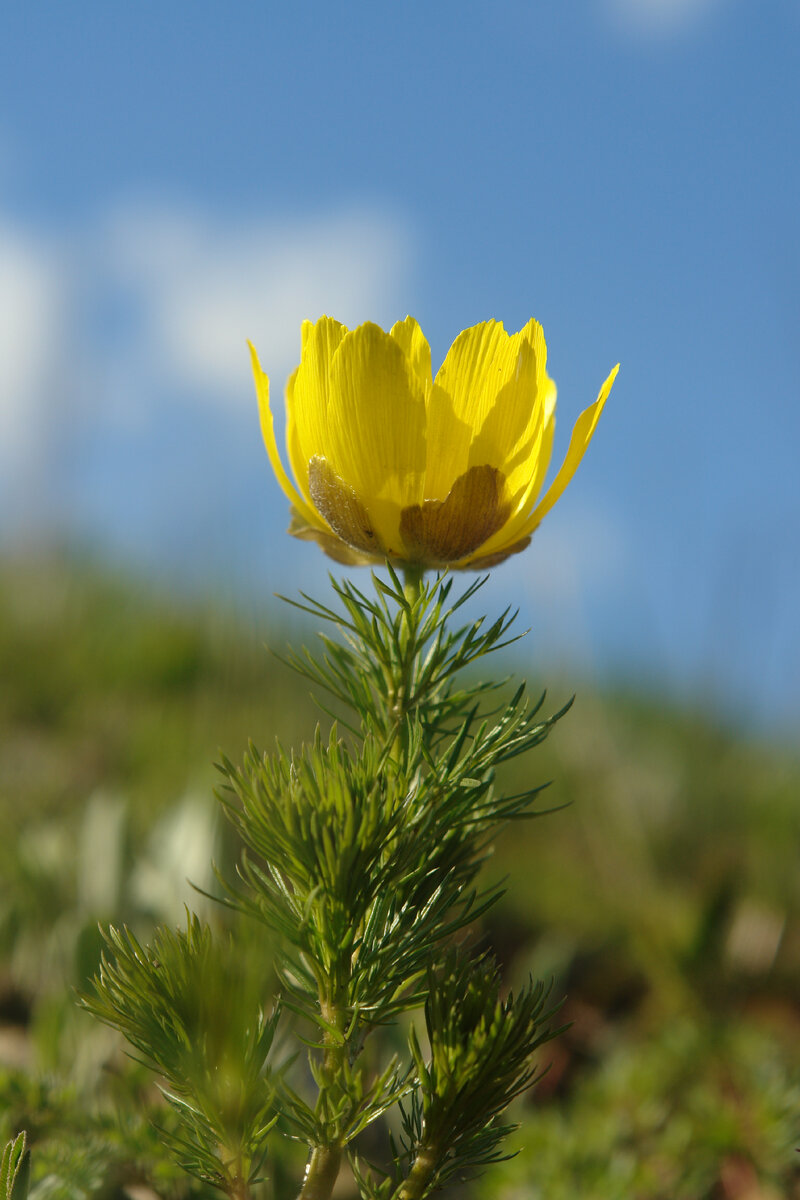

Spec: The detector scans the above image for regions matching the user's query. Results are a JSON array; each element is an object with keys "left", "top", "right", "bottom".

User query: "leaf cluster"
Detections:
[
  {"left": 81, "top": 916, "right": 279, "bottom": 1193},
  {"left": 277, "top": 566, "right": 531, "bottom": 749},
  {"left": 400, "top": 952, "right": 563, "bottom": 1191}
]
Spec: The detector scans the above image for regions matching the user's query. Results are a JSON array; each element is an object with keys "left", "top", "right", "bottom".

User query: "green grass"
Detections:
[{"left": 1, "top": 554, "right": 798, "bottom": 1199}]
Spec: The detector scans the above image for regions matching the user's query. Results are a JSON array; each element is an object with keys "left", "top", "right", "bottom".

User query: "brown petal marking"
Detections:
[
  {"left": 464, "top": 534, "right": 532, "bottom": 570},
  {"left": 288, "top": 509, "right": 383, "bottom": 566},
  {"left": 307, "top": 456, "right": 384, "bottom": 556},
  {"left": 399, "top": 464, "right": 512, "bottom": 564}
]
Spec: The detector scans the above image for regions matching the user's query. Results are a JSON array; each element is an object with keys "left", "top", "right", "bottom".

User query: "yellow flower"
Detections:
[{"left": 250, "top": 317, "right": 618, "bottom": 569}]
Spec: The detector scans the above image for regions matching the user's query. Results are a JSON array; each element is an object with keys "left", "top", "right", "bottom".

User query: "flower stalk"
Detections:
[
  {"left": 298, "top": 1144, "right": 343, "bottom": 1200},
  {"left": 391, "top": 1143, "right": 440, "bottom": 1200},
  {"left": 297, "top": 987, "right": 348, "bottom": 1200}
]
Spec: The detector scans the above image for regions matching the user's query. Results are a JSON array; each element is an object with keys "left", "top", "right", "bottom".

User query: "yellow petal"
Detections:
[
  {"left": 248, "top": 341, "right": 320, "bottom": 528},
  {"left": 525, "top": 381, "right": 558, "bottom": 502},
  {"left": 434, "top": 319, "right": 546, "bottom": 431},
  {"left": 290, "top": 316, "right": 348, "bottom": 472},
  {"left": 467, "top": 337, "right": 551, "bottom": 493},
  {"left": 390, "top": 316, "right": 433, "bottom": 395},
  {"left": 428, "top": 322, "right": 511, "bottom": 498},
  {"left": 323, "top": 322, "right": 427, "bottom": 551},
  {"left": 433, "top": 320, "right": 509, "bottom": 426},
  {"left": 423, "top": 383, "right": 474, "bottom": 502},
  {"left": 285, "top": 366, "right": 314, "bottom": 507},
  {"left": 523, "top": 363, "right": 619, "bottom": 534},
  {"left": 463, "top": 382, "right": 556, "bottom": 562},
  {"left": 427, "top": 319, "right": 547, "bottom": 502},
  {"left": 504, "top": 377, "right": 557, "bottom": 509}
]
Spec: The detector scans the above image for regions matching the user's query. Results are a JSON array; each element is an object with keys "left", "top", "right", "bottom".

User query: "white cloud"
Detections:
[
  {"left": 102, "top": 203, "right": 413, "bottom": 407},
  {"left": 0, "top": 220, "right": 64, "bottom": 521},
  {"left": 0, "top": 199, "right": 412, "bottom": 539},
  {"left": 603, "top": 0, "right": 725, "bottom": 37}
]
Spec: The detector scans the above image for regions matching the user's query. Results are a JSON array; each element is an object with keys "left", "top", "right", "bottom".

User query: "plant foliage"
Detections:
[
  {"left": 85, "top": 569, "right": 568, "bottom": 1200},
  {"left": 1, "top": 1133, "right": 30, "bottom": 1200}
]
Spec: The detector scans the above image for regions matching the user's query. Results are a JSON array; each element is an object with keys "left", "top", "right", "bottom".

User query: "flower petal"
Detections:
[
  {"left": 465, "top": 533, "right": 532, "bottom": 570},
  {"left": 284, "top": 366, "right": 311, "bottom": 503},
  {"left": 435, "top": 320, "right": 545, "bottom": 426},
  {"left": 427, "top": 319, "right": 548, "bottom": 502},
  {"left": 465, "top": 381, "right": 556, "bottom": 562},
  {"left": 390, "top": 316, "right": 433, "bottom": 395},
  {"left": 400, "top": 464, "right": 512, "bottom": 564},
  {"left": 324, "top": 322, "right": 427, "bottom": 550},
  {"left": 307, "top": 456, "right": 385, "bottom": 556},
  {"left": 468, "top": 334, "right": 552, "bottom": 495},
  {"left": 522, "top": 363, "right": 619, "bottom": 534},
  {"left": 290, "top": 316, "right": 348, "bottom": 471},
  {"left": 422, "top": 384, "right": 474, "bottom": 503},
  {"left": 433, "top": 320, "right": 511, "bottom": 425},
  {"left": 288, "top": 506, "right": 382, "bottom": 566},
  {"left": 249, "top": 341, "right": 320, "bottom": 528}
]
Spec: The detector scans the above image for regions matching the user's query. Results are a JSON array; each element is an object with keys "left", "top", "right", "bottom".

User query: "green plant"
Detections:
[
  {"left": 83, "top": 567, "right": 567, "bottom": 1199},
  {"left": 1, "top": 1132, "right": 30, "bottom": 1200}
]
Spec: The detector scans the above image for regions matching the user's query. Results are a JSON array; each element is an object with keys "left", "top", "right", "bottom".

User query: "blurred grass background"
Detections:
[{"left": 1, "top": 554, "right": 798, "bottom": 1200}]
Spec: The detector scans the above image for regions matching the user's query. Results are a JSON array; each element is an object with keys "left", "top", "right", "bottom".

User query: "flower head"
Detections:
[{"left": 250, "top": 317, "right": 618, "bottom": 569}]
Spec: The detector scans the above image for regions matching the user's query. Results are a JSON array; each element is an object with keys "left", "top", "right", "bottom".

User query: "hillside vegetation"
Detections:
[{"left": 1, "top": 556, "right": 798, "bottom": 1200}]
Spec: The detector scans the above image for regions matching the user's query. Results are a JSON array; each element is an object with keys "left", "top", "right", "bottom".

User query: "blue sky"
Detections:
[{"left": 0, "top": 0, "right": 798, "bottom": 730}]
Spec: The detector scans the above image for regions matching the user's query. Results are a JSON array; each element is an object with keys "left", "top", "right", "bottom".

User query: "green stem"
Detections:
[
  {"left": 297, "top": 1145, "right": 343, "bottom": 1200},
  {"left": 388, "top": 566, "right": 424, "bottom": 764},
  {"left": 229, "top": 1179, "right": 253, "bottom": 1200},
  {"left": 296, "top": 992, "right": 347, "bottom": 1200},
  {"left": 391, "top": 1141, "right": 440, "bottom": 1200},
  {"left": 402, "top": 564, "right": 423, "bottom": 606}
]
